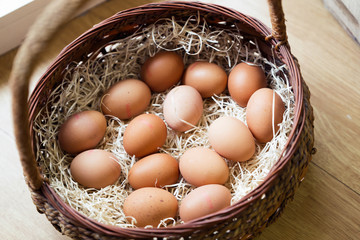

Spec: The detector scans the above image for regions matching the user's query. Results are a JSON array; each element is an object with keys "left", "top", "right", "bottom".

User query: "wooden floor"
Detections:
[{"left": 1, "top": 0, "right": 359, "bottom": 239}]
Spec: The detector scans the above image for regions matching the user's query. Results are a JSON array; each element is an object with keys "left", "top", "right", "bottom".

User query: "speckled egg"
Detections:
[
  {"left": 101, "top": 79, "right": 151, "bottom": 120},
  {"left": 123, "top": 187, "right": 178, "bottom": 227}
]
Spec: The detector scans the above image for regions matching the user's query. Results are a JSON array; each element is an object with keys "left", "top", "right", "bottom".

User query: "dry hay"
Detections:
[{"left": 33, "top": 13, "right": 294, "bottom": 228}]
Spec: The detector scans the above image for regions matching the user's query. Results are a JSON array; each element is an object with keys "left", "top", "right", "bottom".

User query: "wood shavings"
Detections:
[{"left": 33, "top": 14, "right": 294, "bottom": 228}]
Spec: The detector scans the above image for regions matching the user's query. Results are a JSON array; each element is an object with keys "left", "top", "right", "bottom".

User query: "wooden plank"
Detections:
[
  {"left": 280, "top": 0, "right": 360, "bottom": 193},
  {"left": 0, "top": 84, "right": 66, "bottom": 239},
  {"left": 259, "top": 163, "right": 360, "bottom": 239},
  {"left": 0, "top": 131, "right": 67, "bottom": 240}
]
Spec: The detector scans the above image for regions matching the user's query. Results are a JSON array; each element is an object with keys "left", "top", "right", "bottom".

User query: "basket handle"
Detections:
[
  {"left": 266, "top": 0, "right": 288, "bottom": 48},
  {"left": 10, "top": 0, "right": 287, "bottom": 191},
  {"left": 9, "top": 0, "right": 87, "bottom": 190}
]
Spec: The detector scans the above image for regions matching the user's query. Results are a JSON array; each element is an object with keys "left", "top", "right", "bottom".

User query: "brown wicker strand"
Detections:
[{"left": 9, "top": 0, "right": 87, "bottom": 190}]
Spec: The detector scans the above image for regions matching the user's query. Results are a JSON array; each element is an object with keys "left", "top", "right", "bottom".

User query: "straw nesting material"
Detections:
[{"left": 33, "top": 13, "right": 294, "bottom": 228}]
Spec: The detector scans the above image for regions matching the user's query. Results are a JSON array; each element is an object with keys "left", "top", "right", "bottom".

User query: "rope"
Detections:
[{"left": 9, "top": 0, "right": 87, "bottom": 190}]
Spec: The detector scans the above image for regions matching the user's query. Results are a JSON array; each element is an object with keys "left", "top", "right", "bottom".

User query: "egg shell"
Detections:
[
  {"left": 228, "top": 62, "right": 267, "bottom": 107},
  {"left": 163, "top": 85, "right": 203, "bottom": 132},
  {"left": 101, "top": 79, "right": 151, "bottom": 120},
  {"left": 123, "top": 187, "right": 178, "bottom": 227},
  {"left": 246, "top": 88, "right": 285, "bottom": 143},
  {"left": 179, "top": 147, "right": 229, "bottom": 186},
  {"left": 123, "top": 113, "right": 167, "bottom": 158},
  {"left": 128, "top": 153, "right": 179, "bottom": 189},
  {"left": 182, "top": 61, "right": 227, "bottom": 98},
  {"left": 58, "top": 110, "right": 107, "bottom": 154},
  {"left": 70, "top": 149, "right": 121, "bottom": 189},
  {"left": 179, "top": 184, "right": 231, "bottom": 222},
  {"left": 208, "top": 116, "right": 255, "bottom": 162},
  {"left": 141, "top": 51, "right": 184, "bottom": 92}
]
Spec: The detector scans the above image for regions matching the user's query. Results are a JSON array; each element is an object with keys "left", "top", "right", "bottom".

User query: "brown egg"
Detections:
[
  {"left": 128, "top": 153, "right": 179, "bottom": 189},
  {"left": 163, "top": 85, "right": 203, "bottom": 132},
  {"left": 228, "top": 62, "right": 267, "bottom": 107},
  {"left": 179, "top": 184, "right": 231, "bottom": 222},
  {"left": 141, "top": 51, "right": 184, "bottom": 92},
  {"left": 208, "top": 116, "right": 255, "bottom": 162},
  {"left": 123, "top": 114, "right": 167, "bottom": 158},
  {"left": 182, "top": 61, "right": 227, "bottom": 98},
  {"left": 246, "top": 88, "right": 285, "bottom": 143},
  {"left": 123, "top": 187, "right": 178, "bottom": 227},
  {"left": 58, "top": 110, "right": 107, "bottom": 154},
  {"left": 179, "top": 147, "right": 229, "bottom": 187},
  {"left": 101, "top": 79, "right": 151, "bottom": 120},
  {"left": 70, "top": 149, "right": 121, "bottom": 189}
]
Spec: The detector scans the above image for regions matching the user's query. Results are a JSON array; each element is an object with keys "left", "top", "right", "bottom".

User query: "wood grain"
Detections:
[
  {"left": 0, "top": 0, "right": 359, "bottom": 239},
  {"left": 282, "top": 0, "right": 360, "bottom": 193},
  {"left": 259, "top": 164, "right": 360, "bottom": 239}
]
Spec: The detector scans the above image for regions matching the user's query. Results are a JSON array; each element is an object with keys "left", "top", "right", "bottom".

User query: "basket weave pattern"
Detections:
[{"left": 12, "top": 1, "right": 314, "bottom": 239}]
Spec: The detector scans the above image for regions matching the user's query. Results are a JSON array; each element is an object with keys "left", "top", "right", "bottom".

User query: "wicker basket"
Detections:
[{"left": 10, "top": 0, "right": 315, "bottom": 239}]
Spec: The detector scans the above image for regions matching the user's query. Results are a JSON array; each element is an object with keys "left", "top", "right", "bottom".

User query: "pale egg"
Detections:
[{"left": 163, "top": 85, "right": 203, "bottom": 132}]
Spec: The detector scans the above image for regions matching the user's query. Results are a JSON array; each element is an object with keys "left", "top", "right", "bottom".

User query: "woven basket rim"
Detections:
[{"left": 28, "top": 1, "right": 307, "bottom": 238}]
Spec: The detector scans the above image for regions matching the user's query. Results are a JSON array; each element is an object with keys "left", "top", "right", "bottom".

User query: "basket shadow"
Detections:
[{"left": 0, "top": 48, "right": 18, "bottom": 88}]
